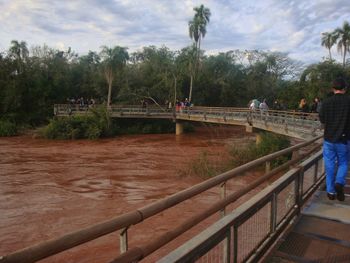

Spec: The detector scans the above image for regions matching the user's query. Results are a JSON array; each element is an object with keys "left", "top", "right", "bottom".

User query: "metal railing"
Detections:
[
  {"left": 0, "top": 135, "right": 323, "bottom": 263},
  {"left": 176, "top": 106, "right": 322, "bottom": 139},
  {"left": 53, "top": 104, "right": 174, "bottom": 118},
  {"left": 158, "top": 148, "right": 324, "bottom": 263}
]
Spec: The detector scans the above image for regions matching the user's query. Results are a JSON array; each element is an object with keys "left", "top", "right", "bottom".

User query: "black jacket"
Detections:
[{"left": 319, "top": 93, "right": 350, "bottom": 143}]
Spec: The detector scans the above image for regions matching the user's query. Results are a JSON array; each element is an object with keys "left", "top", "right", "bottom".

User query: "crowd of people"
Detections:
[
  {"left": 297, "top": 97, "right": 322, "bottom": 113},
  {"left": 248, "top": 97, "right": 323, "bottom": 114},
  {"left": 175, "top": 98, "right": 191, "bottom": 112},
  {"left": 67, "top": 97, "right": 96, "bottom": 108}
]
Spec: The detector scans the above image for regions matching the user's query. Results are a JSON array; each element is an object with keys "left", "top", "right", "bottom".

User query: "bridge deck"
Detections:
[{"left": 267, "top": 176, "right": 350, "bottom": 262}]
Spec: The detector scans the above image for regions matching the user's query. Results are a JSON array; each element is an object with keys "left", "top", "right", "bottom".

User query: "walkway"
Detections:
[{"left": 267, "top": 177, "right": 350, "bottom": 262}]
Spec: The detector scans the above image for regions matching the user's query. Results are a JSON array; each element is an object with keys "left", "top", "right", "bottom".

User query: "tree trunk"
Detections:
[
  {"left": 173, "top": 75, "right": 177, "bottom": 107},
  {"left": 343, "top": 47, "right": 347, "bottom": 67},
  {"left": 328, "top": 48, "right": 332, "bottom": 60},
  {"left": 106, "top": 69, "right": 113, "bottom": 107},
  {"left": 107, "top": 80, "right": 112, "bottom": 107},
  {"left": 189, "top": 74, "right": 193, "bottom": 102},
  {"left": 197, "top": 37, "right": 201, "bottom": 75}
]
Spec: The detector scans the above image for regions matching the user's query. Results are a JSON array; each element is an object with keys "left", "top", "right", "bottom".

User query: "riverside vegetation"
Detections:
[{"left": 187, "top": 132, "right": 291, "bottom": 178}]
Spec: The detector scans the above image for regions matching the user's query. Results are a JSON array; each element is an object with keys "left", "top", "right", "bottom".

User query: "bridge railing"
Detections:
[
  {"left": 54, "top": 104, "right": 319, "bottom": 121},
  {"left": 177, "top": 106, "right": 321, "bottom": 131},
  {"left": 53, "top": 104, "right": 174, "bottom": 117},
  {"left": 158, "top": 148, "right": 324, "bottom": 263},
  {"left": 0, "top": 135, "right": 323, "bottom": 263}
]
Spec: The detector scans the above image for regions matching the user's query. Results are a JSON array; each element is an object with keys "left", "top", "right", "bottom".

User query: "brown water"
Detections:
[{"left": 0, "top": 125, "right": 258, "bottom": 262}]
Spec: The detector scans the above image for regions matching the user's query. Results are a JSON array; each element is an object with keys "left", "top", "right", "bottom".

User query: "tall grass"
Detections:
[{"left": 187, "top": 132, "right": 291, "bottom": 178}]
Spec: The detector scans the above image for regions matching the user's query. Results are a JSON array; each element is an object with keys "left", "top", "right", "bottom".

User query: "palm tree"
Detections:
[
  {"left": 321, "top": 32, "right": 337, "bottom": 60},
  {"left": 9, "top": 40, "right": 29, "bottom": 73},
  {"left": 100, "top": 46, "right": 129, "bottom": 107},
  {"left": 334, "top": 21, "right": 350, "bottom": 67},
  {"left": 188, "top": 4, "right": 211, "bottom": 102}
]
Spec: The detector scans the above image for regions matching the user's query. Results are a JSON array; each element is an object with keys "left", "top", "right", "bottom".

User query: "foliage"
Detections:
[
  {"left": 188, "top": 151, "right": 220, "bottom": 178},
  {"left": 188, "top": 4, "right": 211, "bottom": 102},
  {"left": 42, "top": 106, "right": 112, "bottom": 139},
  {"left": 185, "top": 132, "right": 290, "bottom": 178},
  {"left": 229, "top": 132, "right": 291, "bottom": 168},
  {"left": 0, "top": 119, "right": 17, "bottom": 136},
  {"left": 321, "top": 20, "right": 350, "bottom": 67}
]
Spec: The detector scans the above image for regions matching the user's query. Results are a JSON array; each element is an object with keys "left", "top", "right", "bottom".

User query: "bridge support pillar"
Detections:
[
  {"left": 246, "top": 125, "right": 260, "bottom": 135},
  {"left": 256, "top": 133, "right": 262, "bottom": 145},
  {"left": 176, "top": 122, "right": 184, "bottom": 135},
  {"left": 245, "top": 125, "right": 254, "bottom": 133}
]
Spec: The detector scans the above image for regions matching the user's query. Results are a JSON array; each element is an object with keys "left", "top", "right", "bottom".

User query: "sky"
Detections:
[{"left": 1, "top": 0, "right": 349, "bottom": 65}]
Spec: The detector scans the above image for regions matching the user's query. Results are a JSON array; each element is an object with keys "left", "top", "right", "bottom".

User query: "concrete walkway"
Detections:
[
  {"left": 265, "top": 178, "right": 350, "bottom": 263},
  {"left": 267, "top": 178, "right": 350, "bottom": 262}
]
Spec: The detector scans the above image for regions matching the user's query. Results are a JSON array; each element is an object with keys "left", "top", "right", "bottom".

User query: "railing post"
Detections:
[
  {"left": 265, "top": 161, "right": 271, "bottom": 173},
  {"left": 295, "top": 167, "right": 303, "bottom": 215},
  {"left": 233, "top": 225, "right": 238, "bottom": 263},
  {"left": 220, "top": 182, "right": 227, "bottom": 217},
  {"left": 290, "top": 150, "right": 300, "bottom": 169},
  {"left": 120, "top": 227, "right": 129, "bottom": 253},
  {"left": 314, "top": 159, "right": 318, "bottom": 183},
  {"left": 220, "top": 182, "right": 229, "bottom": 263},
  {"left": 270, "top": 193, "right": 277, "bottom": 233}
]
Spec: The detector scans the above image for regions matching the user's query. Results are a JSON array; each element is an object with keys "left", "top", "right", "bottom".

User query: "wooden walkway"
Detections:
[{"left": 267, "top": 176, "right": 350, "bottom": 262}]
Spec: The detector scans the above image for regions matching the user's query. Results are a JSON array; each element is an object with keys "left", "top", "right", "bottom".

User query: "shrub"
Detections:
[
  {"left": 229, "top": 132, "right": 291, "bottom": 168},
  {"left": 190, "top": 152, "right": 218, "bottom": 178},
  {"left": 0, "top": 120, "right": 17, "bottom": 136},
  {"left": 42, "top": 106, "right": 113, "bottom": 139}
]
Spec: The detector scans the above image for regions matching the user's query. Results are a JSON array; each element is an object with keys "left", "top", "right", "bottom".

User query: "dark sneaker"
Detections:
[
  {"left": 335, "top": 183, "right": 345, "bottom": 201},
  {"left": 327, "top": 193, "right": 336, "bottom": 200}
]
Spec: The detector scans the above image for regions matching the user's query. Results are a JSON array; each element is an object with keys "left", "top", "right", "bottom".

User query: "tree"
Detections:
[
  {"left": 321, "top": 32, "right": 337, "bottom": 60},
  {"left": 9, "top": 40, "right": 29, "bottom": 74},
  {"left": 334, "top": 21, "right": 350, "bottom": 67},
  {"left": 100, "top": 46, "right": 129, "bottom": 106},
  {"left": 188, "top": 4, "right": 211, "bottom": 102}
]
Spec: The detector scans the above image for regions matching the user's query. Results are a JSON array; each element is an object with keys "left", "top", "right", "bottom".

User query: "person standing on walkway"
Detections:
[{"left": 319, "top": 78, "right": 350, "bottom": 201}]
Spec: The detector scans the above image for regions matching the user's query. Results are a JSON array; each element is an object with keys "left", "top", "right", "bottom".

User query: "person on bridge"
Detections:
[{"left": 319, "top": 77, "right": 350, "bottom": 201}]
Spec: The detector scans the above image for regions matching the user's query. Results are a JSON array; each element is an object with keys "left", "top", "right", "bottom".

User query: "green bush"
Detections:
[
  {"left": 42, "top": 106, "right": 113, "bottom": 139},
  {"left": 229, "top": 132, "right": 291, "bottom": 168},
  {"left": 0, "top": 120, "right": 17, "bottom": 136}
]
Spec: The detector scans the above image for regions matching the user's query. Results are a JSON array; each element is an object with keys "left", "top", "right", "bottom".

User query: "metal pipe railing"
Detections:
[
  {"left": 109, "top": 143, "right": 322, "bottom": 263},
  {"left": 158, "top": 150, "right": 324, "bottom": 263}
]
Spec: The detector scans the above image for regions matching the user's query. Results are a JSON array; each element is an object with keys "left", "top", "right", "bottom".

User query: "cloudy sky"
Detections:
[{"left": 1, "top": 0, "right": 349, "bottom": 64}]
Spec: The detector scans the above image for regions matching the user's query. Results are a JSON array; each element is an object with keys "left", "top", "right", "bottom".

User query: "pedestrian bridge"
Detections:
[
  {"left": 1, "top": 105, "right": 350, "bottom": 263},
  {"left": 53, "top": 104, "right": 322, "bottom": 140}
]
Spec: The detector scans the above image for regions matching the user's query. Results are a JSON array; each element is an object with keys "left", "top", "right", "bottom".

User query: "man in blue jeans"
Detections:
[{"left": 319, "top": 78, "right": 350, "bottom": 201}]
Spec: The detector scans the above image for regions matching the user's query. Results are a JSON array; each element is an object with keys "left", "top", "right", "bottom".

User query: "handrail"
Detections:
[
  {"left": 158, "top": 149, "right": 324, "bottom": 263},
  {"left": 53, "top": 104, "right": 319, "bottom": 118},
  {"left": 111, "top": 143, "right": 322, "bottom": 263},
  {"left": 0, "top": 135, "right": 322, "bottom": 263}
]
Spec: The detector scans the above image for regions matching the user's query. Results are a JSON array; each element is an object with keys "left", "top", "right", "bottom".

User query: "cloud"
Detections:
[{"left": 0, "top": 0, "right": 349, "bottom": 64}]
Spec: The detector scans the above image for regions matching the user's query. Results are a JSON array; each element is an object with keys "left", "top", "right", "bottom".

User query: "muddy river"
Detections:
[{"left": 0, "top": 125, "right": 263, "bottom": 262}]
